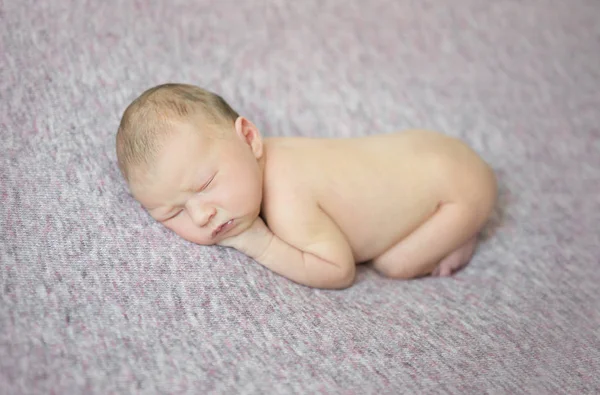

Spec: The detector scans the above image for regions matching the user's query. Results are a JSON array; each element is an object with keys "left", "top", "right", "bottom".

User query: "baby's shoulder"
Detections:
[
  {"left": 261, "top": 175, "right": 318, "bottom": 238},
  {"left": 261, "top": 140, "right": 319, "bottom": 223},
  {"left": 262, "top": 158, "right": 316, "bottom": 212},
  {"left": 262, "top": 137, "right": 320, "bottom": 188}
]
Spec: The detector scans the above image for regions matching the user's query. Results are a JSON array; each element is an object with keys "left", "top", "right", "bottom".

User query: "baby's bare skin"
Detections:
[
  {"left": 130, "top": 117, "right": 496, "bottom": 289},
  {"left": 259, "top": 130, "right": 497, "bottom": 282}
]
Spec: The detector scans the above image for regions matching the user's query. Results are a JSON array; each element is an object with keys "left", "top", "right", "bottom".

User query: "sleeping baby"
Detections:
[{"left": 116, "top": 83, "right": 497, "bottom": 289}]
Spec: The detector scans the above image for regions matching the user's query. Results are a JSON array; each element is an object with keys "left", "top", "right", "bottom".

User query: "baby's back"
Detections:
[{"left": 262, "top": 130, "right": 494, "bottom": 263}]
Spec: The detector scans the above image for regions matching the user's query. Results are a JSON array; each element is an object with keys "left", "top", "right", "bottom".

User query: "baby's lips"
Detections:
[{"left": 212, "top": 219, "right": 234, "bottom": 238}]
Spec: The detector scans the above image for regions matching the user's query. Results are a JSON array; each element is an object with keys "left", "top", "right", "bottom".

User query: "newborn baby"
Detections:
[{"left": 116, "top": 83, "right": 497, "bottom": 289}]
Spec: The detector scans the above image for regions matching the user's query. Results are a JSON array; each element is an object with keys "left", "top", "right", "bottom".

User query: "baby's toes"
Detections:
[{"left": 437, "top": 263, "right": 455, "bottom": 276}]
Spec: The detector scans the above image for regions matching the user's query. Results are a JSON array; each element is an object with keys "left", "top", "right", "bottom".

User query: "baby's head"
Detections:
[{"left": 116, "top": 83, "right": 265, "bottom": 245}]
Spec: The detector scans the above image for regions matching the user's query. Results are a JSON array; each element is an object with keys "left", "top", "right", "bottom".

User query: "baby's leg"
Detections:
[
  {"left": 431, "top": 236, "right": 477, "bottom": 277},
  {"left": 372, "top": 203, "right": 486, "bottom": 279}
]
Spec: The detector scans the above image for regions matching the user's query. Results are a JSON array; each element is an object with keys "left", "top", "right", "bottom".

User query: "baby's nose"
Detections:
[{"left": 187, "top": 202, "right": 216, "bottom": 227}]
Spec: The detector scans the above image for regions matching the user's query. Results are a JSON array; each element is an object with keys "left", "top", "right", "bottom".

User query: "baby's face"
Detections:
[{"left": 130, "top": 120, "right": 264, "bottom": 245}]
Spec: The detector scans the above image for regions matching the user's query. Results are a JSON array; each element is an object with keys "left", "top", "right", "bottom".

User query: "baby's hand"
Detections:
[
  {"left": 219, "top": 213, "right": 354, "bottom": 289},
  {"left": 218, "top": 216, "right": 274, "bottom": 260}
]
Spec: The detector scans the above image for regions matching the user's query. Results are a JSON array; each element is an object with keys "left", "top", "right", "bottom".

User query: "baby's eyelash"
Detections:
[
  {"left": 197, "top": 173, "right": 216, "bottom": 192},
  {"left": 162, "top": 210, "right": 182, "bottom": 222}
]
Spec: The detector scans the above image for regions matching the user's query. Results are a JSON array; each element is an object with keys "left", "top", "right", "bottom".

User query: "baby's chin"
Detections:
[{"left": 174, "top": 231, "right": 218, "bottom": 246}]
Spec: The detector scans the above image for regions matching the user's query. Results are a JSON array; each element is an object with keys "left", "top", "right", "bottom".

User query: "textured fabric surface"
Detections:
[{"left": 2, "top": 0, "right": 600, "bottom": 393}]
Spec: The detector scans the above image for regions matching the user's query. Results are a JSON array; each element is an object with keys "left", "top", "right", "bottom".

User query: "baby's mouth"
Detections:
[{"left": 212, "top": 219, "right": 234, "bottom": 238}]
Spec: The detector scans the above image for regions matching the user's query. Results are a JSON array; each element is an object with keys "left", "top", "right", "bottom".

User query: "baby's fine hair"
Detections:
[{"left": 116, "top": 83, "right": 239, "bottom": 182}]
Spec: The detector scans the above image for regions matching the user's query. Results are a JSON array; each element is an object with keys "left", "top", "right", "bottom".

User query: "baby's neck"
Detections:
[{"left": 258, "top": 139, "right": 272, "bottom": 215}]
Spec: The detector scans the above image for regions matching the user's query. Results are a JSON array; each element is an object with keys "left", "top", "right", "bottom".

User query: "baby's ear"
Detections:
[{"left": 234, "top": 116, "right": 263, "bottom": 159}]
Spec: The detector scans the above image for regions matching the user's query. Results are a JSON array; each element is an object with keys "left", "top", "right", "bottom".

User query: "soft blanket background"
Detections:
[{"left": 1, "top": 0, "right": 599, "bottom": 393}]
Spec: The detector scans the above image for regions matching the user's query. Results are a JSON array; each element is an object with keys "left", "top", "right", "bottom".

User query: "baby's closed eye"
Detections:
[
  {"left": 189, "top": 172, "right": 217, "bottom": 194},
  {"left": 157, "top": 209, "right": 182, "bottom": 222}
]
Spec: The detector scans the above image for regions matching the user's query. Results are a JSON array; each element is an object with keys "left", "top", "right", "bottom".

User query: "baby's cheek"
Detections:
[{"left": 235, "top": 183, "right": 262, "bottom": 211}]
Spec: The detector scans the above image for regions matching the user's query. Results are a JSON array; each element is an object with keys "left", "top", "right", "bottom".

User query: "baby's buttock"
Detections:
[{"left": 314, "top": 131, "right": 493, "bottom": 263}]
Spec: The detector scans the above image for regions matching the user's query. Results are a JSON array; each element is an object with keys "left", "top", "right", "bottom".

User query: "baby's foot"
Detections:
[{"left": 432, "top": 237, "right": 477, "bottom": 277}]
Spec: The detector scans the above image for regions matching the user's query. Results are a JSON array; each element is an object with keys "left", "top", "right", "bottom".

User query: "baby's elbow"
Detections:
[
  {"left": 320, "top": 264, "right": 356, "bottom": 290},
  {"left": 302, "top": 251, "right": 356, "bottom": 289}
]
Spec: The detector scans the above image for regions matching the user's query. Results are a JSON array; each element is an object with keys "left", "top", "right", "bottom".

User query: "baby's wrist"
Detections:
[
  {"left": 244, "top": 218, "right": 274, "bottom": 259},
  {"left": 253, "top": 230, "right": 275, "bottom": 262},
  {"left": 221, "top": 217, "right": 274, "bottom": 259}
]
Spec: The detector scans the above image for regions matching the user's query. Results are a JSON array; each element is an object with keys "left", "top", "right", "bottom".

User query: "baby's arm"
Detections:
[{"left": 219, "top": 205, "right": 355, "bottom": 289}]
